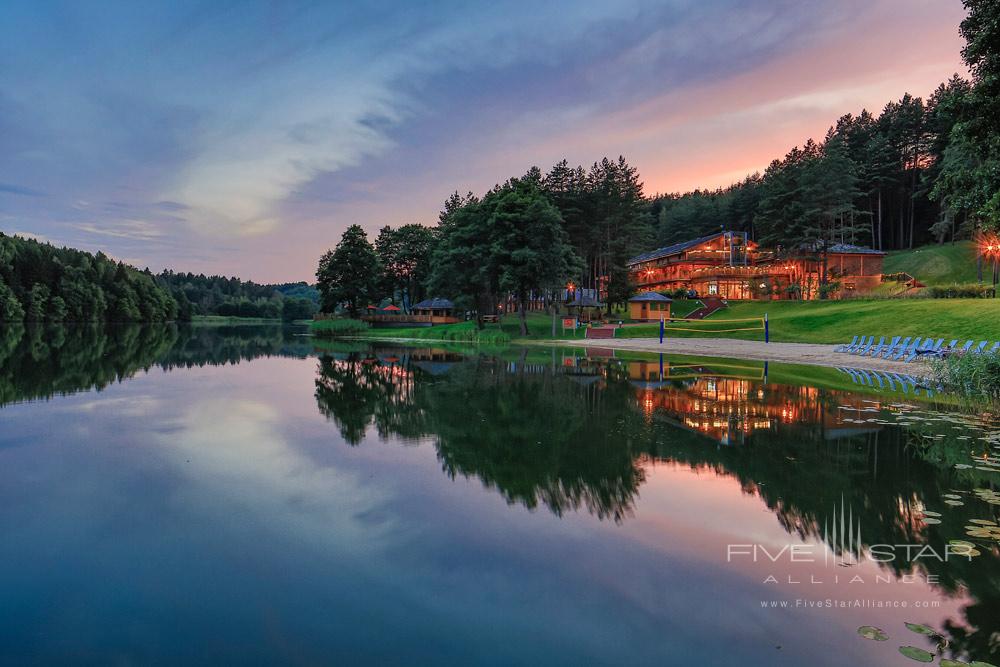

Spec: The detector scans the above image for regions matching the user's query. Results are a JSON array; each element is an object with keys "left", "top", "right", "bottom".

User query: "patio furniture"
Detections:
[
  {"left": 891, "top": 337, "right": 921, "bottom": 361},
  {"left": 835, "top": 336, "right": 859, "bottom": 353}
]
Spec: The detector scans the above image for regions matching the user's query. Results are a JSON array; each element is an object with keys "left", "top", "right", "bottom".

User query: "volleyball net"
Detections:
[{"left": 658, "top": 315, "right": 769, "bottom": 341}]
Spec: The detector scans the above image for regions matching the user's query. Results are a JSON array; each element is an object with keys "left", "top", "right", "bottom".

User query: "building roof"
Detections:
[
  {"left": 412, "top": 298, "right": 455, "bottom": 310},
  {"left": 566, "top": 295, "right": 604, "bottom": 307},
  {"left": 826, "top": 243, "right": 885, "bottom": 256},
  {"left": 627, "top": 232, "right": 726, "bottom": 266},
  {"left": 629, "top": 292, "right": 673, "bottom": 302}
]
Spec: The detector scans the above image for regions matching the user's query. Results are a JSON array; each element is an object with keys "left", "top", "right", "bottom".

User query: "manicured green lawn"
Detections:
[
  {"left": 641, "top": 299, "right": 1000, "bottom": 344},
  {"left": 884, "top": 241, "right": 981, "bottom": 286},
  {"left": 313, "top": 296, "right": 1000, "bottom": 346}
]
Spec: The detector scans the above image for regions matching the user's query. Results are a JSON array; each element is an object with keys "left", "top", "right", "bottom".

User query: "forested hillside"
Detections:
[
  {"left": 156, "top": 272, "right": 319, "bottom": 321},
  {"left": 651, "top": 1, "right": 999, "bottom": 253},
  {"left": 0, "top": 233, "right": 177, "bottom": 322}
]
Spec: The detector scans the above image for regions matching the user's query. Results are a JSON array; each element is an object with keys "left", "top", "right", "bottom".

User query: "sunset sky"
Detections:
[{"left": 0, "top": 0, "right": 969, "bottom": 283}]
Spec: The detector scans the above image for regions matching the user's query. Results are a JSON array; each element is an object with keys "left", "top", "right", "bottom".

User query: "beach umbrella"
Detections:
[{"left": 383, "top": 304, "right": 401, "bottom": 311}]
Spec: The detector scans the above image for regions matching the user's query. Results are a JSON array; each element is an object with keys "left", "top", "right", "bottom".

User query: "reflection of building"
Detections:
[
  {"left": 621, "top": 358, "right": 885, "bottom": 446},
  {"left": 628, "top": 231, "right": 884, "bottom": 300}
]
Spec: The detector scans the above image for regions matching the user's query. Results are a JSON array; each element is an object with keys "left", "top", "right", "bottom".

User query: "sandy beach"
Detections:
[{"left": 538, "top": 336, "right": 930, "bottom": 373}]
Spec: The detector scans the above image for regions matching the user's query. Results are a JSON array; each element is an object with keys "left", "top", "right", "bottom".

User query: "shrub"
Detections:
[
  {"left": 311, "top": 318, "right": 370, "bottom": 337},
  {"left": 925, "top": 284, "right": 993, "bottom": 299},
  {"left": 929, "top": 352, "right": 1000, "bottom": 400}
]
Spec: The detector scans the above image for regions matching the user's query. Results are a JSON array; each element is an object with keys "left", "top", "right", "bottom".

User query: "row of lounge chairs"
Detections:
[
  {"left": 835, "top": 367, "right": 933, "bottom": 396},
  {"left": 833, "top": 336, "right": 1000, "bottom": 363}
]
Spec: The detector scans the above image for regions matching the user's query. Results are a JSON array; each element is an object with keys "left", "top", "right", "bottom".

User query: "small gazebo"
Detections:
[
  {"left": 565, "top": 294, "right": 604, "bottom": 321},
  {"left": 628, "top": 292, "right": 672, "bottom": 321},
  {"left": 412, "top": 297, "right": 455, "bottom": 317}
]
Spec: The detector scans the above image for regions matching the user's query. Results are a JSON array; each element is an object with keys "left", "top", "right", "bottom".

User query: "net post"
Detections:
[
  {"left": 659, "top": 316, "right": 664, "bottom": 345},
  {"left": 764, "top": 313, "right": 769, "bottom": 343}
]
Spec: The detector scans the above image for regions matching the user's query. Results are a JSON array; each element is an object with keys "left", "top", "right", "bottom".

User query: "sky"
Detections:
[{"left": 0, "top": 0, "right": 970, "bottom": 283}]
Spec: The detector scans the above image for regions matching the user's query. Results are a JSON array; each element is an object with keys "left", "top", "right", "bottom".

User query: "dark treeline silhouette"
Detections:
[
  {"left": 156, "top": 271, "right": 318, "bottom": 321},
  {"left": 0, "top": 233, "right": 177, "bottom": 323},
  {"left": 651, "top": 77, "right": 976, "bottom": 252}
]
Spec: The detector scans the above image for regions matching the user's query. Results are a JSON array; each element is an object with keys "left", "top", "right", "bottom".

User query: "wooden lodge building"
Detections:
[{"left": 627, "top": 231, "right": 885, "bottom": 300}]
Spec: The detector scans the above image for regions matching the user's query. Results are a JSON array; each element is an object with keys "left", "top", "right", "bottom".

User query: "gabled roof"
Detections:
[
  {"left": 412, "top": 297, "right": 455, "bottom": 310},
  {"left": 827, "top": 243, "right": 885, "bottom": 256},
  {"left": 629, "top": 292, "right": 672, "bottom": 302},
  {"left": 567, "top": 295, "right": 604, "bottom": 307},
  {"left": 627, "top": 232, "right": 725, "bottom": 266}
]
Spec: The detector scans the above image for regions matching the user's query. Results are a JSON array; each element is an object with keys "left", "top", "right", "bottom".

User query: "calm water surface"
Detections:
[{"left": 1, "top": 324, "right": 999, "bottom": 666}]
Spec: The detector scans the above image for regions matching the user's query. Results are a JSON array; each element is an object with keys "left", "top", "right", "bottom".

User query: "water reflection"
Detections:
[
  {"left": 313, "top": 345, "right": 1000, "bottom": 664},
  {"left": 2, "top": 326, "right": 999, "bottom": 664}
]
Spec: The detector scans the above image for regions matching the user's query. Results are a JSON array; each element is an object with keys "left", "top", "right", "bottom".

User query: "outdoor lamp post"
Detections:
[{"left": 981, "top": 236, "right": 1000, "bottom": 298}]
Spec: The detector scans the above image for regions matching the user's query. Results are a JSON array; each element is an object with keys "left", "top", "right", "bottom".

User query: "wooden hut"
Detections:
[{"left": 628, "top": 292, "right": 671, "bottom": 321}]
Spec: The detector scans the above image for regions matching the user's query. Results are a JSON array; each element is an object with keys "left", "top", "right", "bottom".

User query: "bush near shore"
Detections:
[
  {"left": 311, "top": 318, "right": 370, "bottom": 336},
  {"left": 929, "top": 352, "right": 1000, "bottom": 400}
]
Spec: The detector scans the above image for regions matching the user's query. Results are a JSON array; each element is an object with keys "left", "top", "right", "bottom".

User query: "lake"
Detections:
[{"left": 1, "top": 323, "right": 998, "bottom": 666}]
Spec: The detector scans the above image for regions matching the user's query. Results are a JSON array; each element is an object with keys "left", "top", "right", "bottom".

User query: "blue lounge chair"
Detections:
[
  {"left": 880, "top": 336, "right": 910, "bottom": 359},
  {"left": 954, "top": 340, "right": 975, "bottom": 356},
  {"left": 870, "top": 336, "right": 899, "bottom": 357},
  {"left": 905, "top": 339, "right": 935, "bottom": 363},
  {"left": 835, "top": 336, "right": 859, "bottom": 353},
  {"left": 854, "top": 336, "right": 877, "bottom": 355},
  {"left": 863, "top": 336, "right": 885, "bottom": 356},
  {"left": 972, "top": 341, "right": 988, "bottom": 354},
  {"left": 848, "top": 336, "right": 870, "bottom": 354},
  {"left": 986, "top": 342, "right": 1000, "bottom": 356},
  {"left": 892, "top": 337, "right": 921, "bottom": 361}
]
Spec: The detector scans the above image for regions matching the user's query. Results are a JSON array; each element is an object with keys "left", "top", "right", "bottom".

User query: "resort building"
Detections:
[{"left": 627, "top": 231, "right": 885, "bottom": 300}]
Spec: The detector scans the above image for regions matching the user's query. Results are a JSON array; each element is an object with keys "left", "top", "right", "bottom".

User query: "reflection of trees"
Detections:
[
  {"left": 313, "top": 349, "right": 1000, "bottom": 663},
  {"left": 314, "top": 349, "right": 646, "bottom": 521},
  {"left": 0, "top": 323, "right": 307, "bottom": 406}
]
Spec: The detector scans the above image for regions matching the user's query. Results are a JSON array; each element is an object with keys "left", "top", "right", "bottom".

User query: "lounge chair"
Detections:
[
  {"left": 972, "top": 341, "right": 988, "bottom": 354},
  {"left": 870, "top": 336, "right": 900, "bottom": 357},
  {"left": 835, "top": 336, "right": 859, "bottom": 353},
  {"left": 953, "top": 340, "right": 975, "bottom": 356},
  {"left": 905, "top": 339, "right": 936, "bottom": 363},
  {"left": 986, "top": 342, "right": 1000, "bottom": 356},
  {"left": 880, "top": 336, "right": 910, "bottom": 359},
  {"left": 862, "top": 336, "right": 885, "bottom": 356},
  {"left": 847, "top": 336, "right": 870, "bottom": 354},
  {"left": 854, "top": 336, "right": 877, "bottom": 355},
  {"left": 892, "top": 337, "right": 921, "bottom": 361}
]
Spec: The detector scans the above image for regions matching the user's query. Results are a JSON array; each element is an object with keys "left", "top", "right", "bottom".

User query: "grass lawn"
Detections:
[
  {"left": 312, "top": 296, "right": 1000, "bottom": 346},
  {"left": 311, "top": 299, "right": 705, "bottom": 343},
  {"left": 622, "top": 299, "right": 1000, "bottom": 344},
  {"left": 884, "top": 241, "right": 981, "bottom": 286}
]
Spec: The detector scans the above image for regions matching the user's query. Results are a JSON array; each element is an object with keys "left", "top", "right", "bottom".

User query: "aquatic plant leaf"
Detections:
[
  {"left": 970, "top": 662, "right": 999, "bottom": 667},
  {"left": 922, "top": 511, "right": 942, "bottom": 517},
  {"left": 939, "top": 660, "right": 969, "bottom": 667},
  {"left": 858, "top": 625, "right": 888, "bottom": 641},
  {"left": 923, "top": 518, "right": 942, "bottom": 524},
  {"left": 898, "top": 645, "right": 934, "bottom": 662},
  {"left": 969, "top": 519, "right": 998, "bottom": 526},
  {"left": 904, "top": 623, "right": 938, "bottom": 636}
]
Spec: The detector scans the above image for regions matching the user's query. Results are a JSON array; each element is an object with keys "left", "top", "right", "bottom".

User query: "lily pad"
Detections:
[
  {"left": 969, "top": 519, "right": 998, "bottom": 526},
  {"left": 858, "top": 625, "right": 889, "bottom": 641},
  {"left": 940, "top": 659, "right": 969, "bottom": 666},
  {"left": 922, "top": 511, "right": 943, "bottom": 517},
  {"left": 899, "top": 645, "right": 935, "bottom": 662},
  {"left": 923, "top": 517, "right": 942, "bottom": 524},
  {"left": 970, "top": 662, "right": 1000, "bottom": 667},
  {"left": 905, "top": 622, "right": 938, "bottom": 636}
]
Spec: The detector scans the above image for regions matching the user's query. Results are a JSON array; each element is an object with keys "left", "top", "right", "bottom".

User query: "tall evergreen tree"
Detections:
[{"left": 316, "top": 225, "right": 380, "bottom": 317}]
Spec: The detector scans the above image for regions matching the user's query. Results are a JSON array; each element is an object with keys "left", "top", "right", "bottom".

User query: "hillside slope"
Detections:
[{"left": 883, "top": 241, "right": 981, "bottom": 286}]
